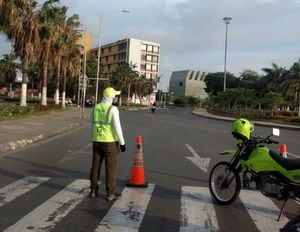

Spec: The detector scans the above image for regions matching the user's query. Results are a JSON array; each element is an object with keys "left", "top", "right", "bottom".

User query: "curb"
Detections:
[
  {"left": 0, "top": 121, "right": 87, "bottom": 155},
  {"left": 192, "top": 110, "right": 300, "bottom": 130}
]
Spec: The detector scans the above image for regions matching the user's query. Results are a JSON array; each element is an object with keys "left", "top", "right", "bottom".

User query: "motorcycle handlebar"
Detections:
[
  {"left": 268, "top": 139, "right": 279, "bottom": 144},
  {"left": 250, "top": 136, "right": 279, "bottom": 145}
]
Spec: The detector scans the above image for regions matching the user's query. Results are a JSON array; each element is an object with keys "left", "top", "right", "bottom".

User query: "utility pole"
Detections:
[{"left": 223, "top": 17, "right": 232, "bottom": 92}]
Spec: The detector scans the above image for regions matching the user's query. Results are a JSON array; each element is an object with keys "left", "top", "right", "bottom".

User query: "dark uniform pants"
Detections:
[{"left": 90, "top": 141, "right": 119, "bottom": 196}]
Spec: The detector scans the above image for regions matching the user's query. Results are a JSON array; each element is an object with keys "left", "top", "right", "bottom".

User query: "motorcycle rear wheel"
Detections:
[{"left": 209, "top": 161, "right": 241, "bottom": 204}]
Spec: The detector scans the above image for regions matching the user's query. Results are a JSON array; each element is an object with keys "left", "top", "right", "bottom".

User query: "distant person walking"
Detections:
[
  {"left": 151, "top": 101, "right": 156, "bottom": 113},
  {"left": 89, "top": 87, "right": 126, "bottom": 201}
]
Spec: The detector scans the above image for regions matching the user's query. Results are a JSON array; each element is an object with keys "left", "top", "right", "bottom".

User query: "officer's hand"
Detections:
[{"left": 120, "top": 144, "right": 126, "bottom": 152}]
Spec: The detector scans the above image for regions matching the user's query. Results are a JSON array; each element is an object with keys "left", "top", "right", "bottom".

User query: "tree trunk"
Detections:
[
  {"left": 41, "top": 44, "right": 50, "bottom": 106},
  {"left": 20, "top": 57, "right": 29, "bottom": 106},
  {"left": 55, "top": 57, "right": 61, "bottom": 105},
  {"left": 62, "top": 66, "right": 67, "bottom": 108}
]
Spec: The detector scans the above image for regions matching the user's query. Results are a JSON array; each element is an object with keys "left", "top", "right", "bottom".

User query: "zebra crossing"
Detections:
[{"left": 0, "top": 175, "right": 291, "bottom": 232}]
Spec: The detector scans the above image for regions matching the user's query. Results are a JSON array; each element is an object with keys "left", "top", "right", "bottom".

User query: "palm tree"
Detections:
[
  {"left": 111, "top": 62, "right": 139, "bottom": 103},
  {"left": 284, "top": 59, "right": 300, "bottom": 116},
  {"left": 261, "top": 63, "right": 289, "bottom": 92},
  {"left": 0, "top": 53, "right": 18, "bottom": 87},
  {"left": 0, "top": 0, "right": 40, "bottom": 106},
  {"left": 51, "top": 6, "right": 68, "bottom": 105},
  {"left": 37, "top": 0, "right": 66, "bottom": 106},
  {"left": 60, "top": 14, "right": 81, "bottom": 107}
]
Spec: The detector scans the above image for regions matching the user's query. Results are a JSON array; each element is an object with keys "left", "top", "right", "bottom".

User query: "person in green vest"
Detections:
[{"left": 89, "top": 87, "right": 126, "bottom": 201}]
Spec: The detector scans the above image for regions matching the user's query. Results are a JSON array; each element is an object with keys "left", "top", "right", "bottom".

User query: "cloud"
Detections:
[{"left": 1, "top": 0, "right": 300, "bottom": 88}]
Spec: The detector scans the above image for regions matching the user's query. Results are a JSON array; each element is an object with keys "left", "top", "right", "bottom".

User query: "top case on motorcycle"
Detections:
[{"left": 269, "top": 150, "right": 300, "bottom": 171}]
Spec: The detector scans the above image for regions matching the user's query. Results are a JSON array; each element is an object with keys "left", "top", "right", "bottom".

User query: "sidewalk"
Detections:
[
  {"left": 0, "top": 107, "right": 90, "bottom": 154},
  {"left": 192, "top": 108, "right": 300, "bottom": 130}
]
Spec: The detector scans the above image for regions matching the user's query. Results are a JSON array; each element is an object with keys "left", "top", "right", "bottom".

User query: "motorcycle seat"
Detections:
[{"left": 269, "top": 150, "right": 300, "bottom": 171}]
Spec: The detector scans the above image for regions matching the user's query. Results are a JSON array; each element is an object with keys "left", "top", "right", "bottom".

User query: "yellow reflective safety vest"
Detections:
[{"left": 92, "top": 103, "right": 118, "bottom": 142}]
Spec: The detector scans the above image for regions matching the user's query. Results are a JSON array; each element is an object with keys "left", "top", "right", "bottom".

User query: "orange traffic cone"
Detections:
[
  {"left": 126, "top": 136, "right": 148, "bottom": 187},
  {"left": 280, "top": 144, "right": 287, "bottom": 158}
]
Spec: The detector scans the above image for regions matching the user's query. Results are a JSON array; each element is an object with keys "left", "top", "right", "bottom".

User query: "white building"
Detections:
[
  {"left": 169, "top": 70, "right": 208, "bottom": 100},
  {"left": 90, "top": 38, "right": 160, "bottom": 80}
]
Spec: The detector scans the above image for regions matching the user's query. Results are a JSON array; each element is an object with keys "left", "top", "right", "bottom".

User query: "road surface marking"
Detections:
[
  {"left": 4, "top": 179, "right": 89, "bottom": 232},
  {"left": 180, "top": 186, "right": 219, "bottom": 232},
  {"left": 185, "top": 144, "right": 211, "bottom": 173},
  {"left": 239, "top": 189, "right": 289, "bottom": 232},
  {"left": 95, "top": 183, "right": 155, "bottom": 232},
  {"left": 0, "top": 176, "right": 49, "bottom": 207}
]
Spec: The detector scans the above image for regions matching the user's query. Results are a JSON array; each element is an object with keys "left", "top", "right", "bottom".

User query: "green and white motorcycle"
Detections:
[{"left": 209, "top": 118, "right": 300, "bottom": 221}]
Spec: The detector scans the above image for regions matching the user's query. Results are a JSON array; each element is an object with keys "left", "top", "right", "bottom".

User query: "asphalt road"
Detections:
[{"left": 0, "top": 108, "right": 299, "bottom": 232}]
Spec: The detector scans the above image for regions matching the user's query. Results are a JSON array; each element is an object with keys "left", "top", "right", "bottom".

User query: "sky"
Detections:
[{"left": 1, "top": 0, "right": 300, "bottom": 91}]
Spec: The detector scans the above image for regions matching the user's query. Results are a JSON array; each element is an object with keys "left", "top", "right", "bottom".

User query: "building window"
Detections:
[
  {"left": 153, "top": 46, "right": 159, "bottom": 53},
  {"left": 108, "top": 64, "right": 111, "bottom": 70},
  {"left": 118, "top": 52, "right": 126, "bottom": 60},
  {"left": 141, "top": 54, "right": 146, "bottom": 61},
  {"left": 118, "top": 42, "right": 127, "bottom": 50},
  {"left": 152, "top": 56, "right": 158, "bottom": 63},
  {"left": 147, "top": 45, "right": 153, "bottom": 52},
  {"left": 146, "top": 63, "right": 151, "bottom": 71},
  {"left": 140, "top": 64, "right": 146, "bottom": 71},
  {"left": 152, "top": 64, "right": 157, "bottom": 72},
  {"left": 179, "top": 82, "right": 183, "bottom": 86},
  {"left": 113, "top": 54, "right": 117, "bottom": 60},
  {"left": 142, "top": 44, "right": 147, "bottom": 51},
  {"left": 146, "top": 55, "right": 152, "bottom": 61},
  {"left": 108, "top": 47, "right": 111, "bottom": 52}
]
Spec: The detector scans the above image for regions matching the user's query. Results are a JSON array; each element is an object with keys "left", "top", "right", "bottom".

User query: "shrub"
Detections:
[{"left": 0, "top": 104, "right": 62, "bottom": 121}]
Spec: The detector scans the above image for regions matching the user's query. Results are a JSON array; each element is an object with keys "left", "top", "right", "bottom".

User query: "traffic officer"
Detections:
[{"left": 89, "top": 87, "right": 126, "bottom": 201}]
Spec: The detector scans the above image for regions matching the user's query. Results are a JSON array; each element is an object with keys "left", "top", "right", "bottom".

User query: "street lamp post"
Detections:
[
  {"left": 95, "top": 10, "right": 130, "bottom": 104},
  {"left": 81, "top": 30, "right": 88, "bottom": 118},
  {"left": 75, "top": 28, "right": 88, "bottom": 118},
  {"left": 223, "top": 17, "right": 232, "bottom": 92}
]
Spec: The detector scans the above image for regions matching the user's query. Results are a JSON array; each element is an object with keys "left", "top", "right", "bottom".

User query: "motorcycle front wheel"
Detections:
[{"left": 209, "top": 161, "right": 241, "bottom": 204}]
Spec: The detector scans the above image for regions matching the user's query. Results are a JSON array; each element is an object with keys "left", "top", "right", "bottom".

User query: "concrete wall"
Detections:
[{"left": 169, "top": 70, "right": 208, "bottom": 99}]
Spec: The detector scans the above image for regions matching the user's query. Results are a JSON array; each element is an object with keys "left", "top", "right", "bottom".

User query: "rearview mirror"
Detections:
[{"left": 272, "top": 128, "right": 280, "bottom": 136}]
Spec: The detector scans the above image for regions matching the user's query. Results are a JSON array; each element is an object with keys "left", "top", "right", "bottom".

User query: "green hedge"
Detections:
[{"left": 0, "top": 104, "right": 62, "bottom": 120}]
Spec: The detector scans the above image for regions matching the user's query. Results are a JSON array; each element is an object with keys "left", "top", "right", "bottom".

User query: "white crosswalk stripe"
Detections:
[
  {"left": 0, "top": 176, "right": 293, "bottom": 232},
  {"left": 239, "top": 189, "right": 289, "bottom": 232},
  {"left": 0, "top": 176, "right": 50, "bottom": 207},
  {"left": 95, "top": 183, "right": 155, "bottom": 232},
  {"left": 180, "top": 186, "right": 219, "bottom": 232},
  {"left": 3, "top": 179, "right": 90, "bottom": 232}
]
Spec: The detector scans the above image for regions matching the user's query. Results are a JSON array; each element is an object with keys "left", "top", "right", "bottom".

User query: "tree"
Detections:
[
  {"left": 0, "top": 0, "right": 40, "bottom": 106},
  {"left": 111, "top": 62, "right": 139, "bottom": 102},
  {"left": 283, "top": 58, "right": 300, "bottom": 116},
  {"left": 60, "top": 14, "right": 81, "bottom": 107},
  {"left": 239, "top": 69, "right": 262, "bottom": 90},
  {"left": 51, "top": 6, "right": 68, "bottom": 105},
  {"left": 262, "top": 91, "right": 284, "bottom": 111},
  {"left": 204, "top": 72, "right": 238, "bottom": 95},
  {"left": 261, "top": 63, "right": 289, "bottom": 93},
  {"left": 0, "top": 53, "right": 18, "bottom": 87},
  {"left": 37, "top": 0, "right": 66, "bottom": 106}
]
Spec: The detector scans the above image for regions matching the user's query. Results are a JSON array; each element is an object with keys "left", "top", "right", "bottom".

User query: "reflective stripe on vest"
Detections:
[{"left": 92, "top": 104, "right": 118, "bottom": 142}]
